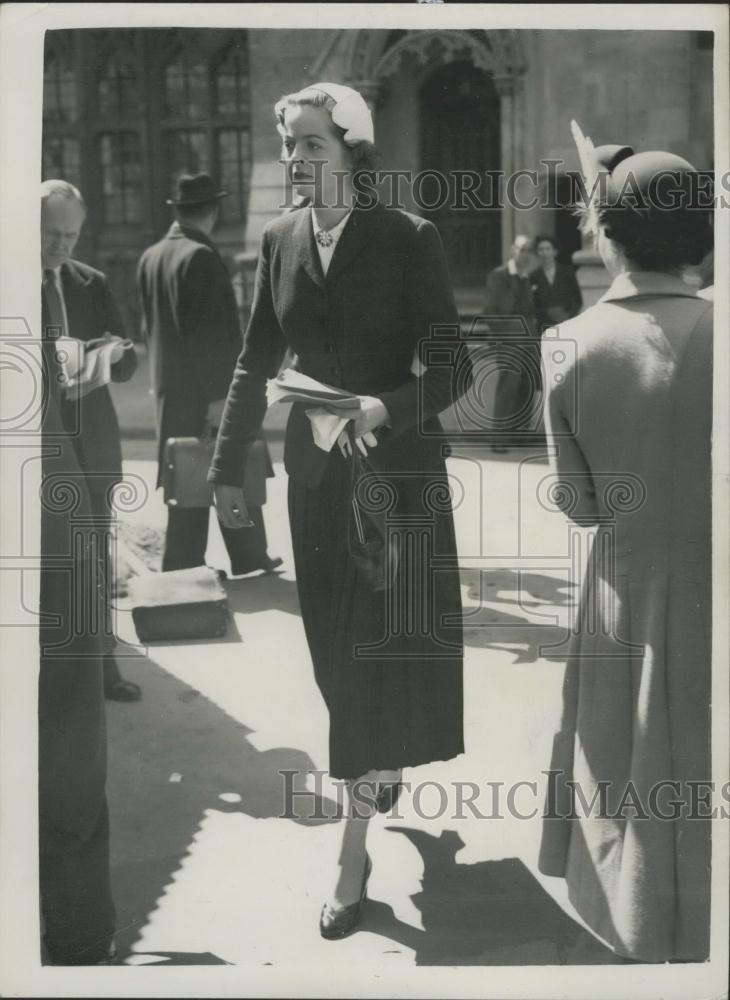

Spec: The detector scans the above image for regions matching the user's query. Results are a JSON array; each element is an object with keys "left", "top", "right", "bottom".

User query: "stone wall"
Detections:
[{"left": 239, "top": 28, "right": 713, "bottom": 299}]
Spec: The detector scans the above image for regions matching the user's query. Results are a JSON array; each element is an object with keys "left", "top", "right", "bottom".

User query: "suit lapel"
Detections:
[
  {"left": 326, "top": 202, "right": 384, "bottom": 283},
  {"left": 290, "top": 206, "right": 325, "bottom": 289}
]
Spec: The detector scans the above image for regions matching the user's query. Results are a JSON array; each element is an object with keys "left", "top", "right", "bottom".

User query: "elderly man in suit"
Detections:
[
  {"left": 41, "top": 179, "right": 142, "bottom": 702},
  {"left": 39, "top": 259, "right": 117, "bottom": 964},
  {"left": 483, "top": 235, "right": 542, "bottom": 453},
  {"left": 137, "top": 173, "right": 280, "bottom": 574}
]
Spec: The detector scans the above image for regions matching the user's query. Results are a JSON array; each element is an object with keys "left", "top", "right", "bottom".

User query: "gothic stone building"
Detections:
[{"left": 42, "top": 27, "right": 713, "bottom": 334}]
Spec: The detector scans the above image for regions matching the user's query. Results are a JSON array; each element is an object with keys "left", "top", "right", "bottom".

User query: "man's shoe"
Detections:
[
  {"left": 319, "top": 854, "right": 372, "bottom": 940},
  {"left": 263, "top": 556, "right": 284, "bottom": 573}
]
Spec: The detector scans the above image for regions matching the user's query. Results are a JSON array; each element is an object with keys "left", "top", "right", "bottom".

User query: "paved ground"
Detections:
[{"left": 103, "top": 430, "right": 617, "bottom": 968}]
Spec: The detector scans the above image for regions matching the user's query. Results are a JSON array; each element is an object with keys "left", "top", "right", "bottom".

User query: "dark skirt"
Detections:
[{"left": 288, "top": 444, "right": 464, "bottom": 780}]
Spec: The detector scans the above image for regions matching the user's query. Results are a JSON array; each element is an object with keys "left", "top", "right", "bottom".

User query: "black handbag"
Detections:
[{"left": 347, "top": 427, "right": 399, "bottom": 592}]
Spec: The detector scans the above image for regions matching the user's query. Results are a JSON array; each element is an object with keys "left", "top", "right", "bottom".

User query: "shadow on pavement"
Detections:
[
  {"left": 225, "top": 573, "right": 301, "bottom": 618},
  {"left": 361, "top": 828, "right": 619, "bottom": 965},
  {"left": 125, "top": 950, "right": 233, "bottom": 965},
  {"left": 459, "top": 568, "right": 577, "bottom": 664},
  {"left": 106, "top": 653, "right": 336, "bottom": 965}
]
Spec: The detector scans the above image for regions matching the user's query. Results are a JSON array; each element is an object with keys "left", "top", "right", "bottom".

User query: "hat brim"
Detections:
[{"left": 166, "top": 190, "right": 228, "bottom": 206}]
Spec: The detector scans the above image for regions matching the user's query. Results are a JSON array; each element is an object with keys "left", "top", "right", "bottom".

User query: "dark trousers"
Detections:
[
  {"left": 492, "top": 336, "right": 546, "bottom": 445},
  {"left": 86, "top": 491, "right": 125, "bottom": 691},
  {"left": 39, "top": 565, "right": 115, "bottom": 965},
  {"left": 162, "top": 503, "right": 270, "bottom": 574}
]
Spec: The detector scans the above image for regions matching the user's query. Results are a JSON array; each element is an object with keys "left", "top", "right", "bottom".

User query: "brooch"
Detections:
[{"left": 315, "top": 229, "right": 335, "bottom": 248}]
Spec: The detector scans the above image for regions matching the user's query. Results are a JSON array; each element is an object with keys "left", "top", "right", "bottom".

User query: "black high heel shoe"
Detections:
[
  {"left": 375, "top": 781, "right": 403, "bottom": 814},
  {"left": 319, "top": 853, "right": 372, "bottom": 940}
]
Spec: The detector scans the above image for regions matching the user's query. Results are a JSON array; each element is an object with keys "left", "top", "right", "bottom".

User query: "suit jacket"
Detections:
[
  {"left": 208, "top": 201, "right": 472, "bottom": 491},
  {"left": 483, "top": 263, "right": 538, "bottom": 336},
  {"left": 42, "top": 259, "right": 137, "bottom": 495},
  {"left": 530, "top": 263, "right": 583, "bottom": 330},
  {"left": 137, "top": 222, "right": 242, "bottom": 484}
]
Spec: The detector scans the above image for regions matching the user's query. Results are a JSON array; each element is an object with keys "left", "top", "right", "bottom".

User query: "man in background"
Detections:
[
  {"left": 137, "top": 172, "right": 280, "bottom": 574},
  {"left": 483, "top": 235, "right": 541, "bottom": 454},
  {"left": 41, "top": 179, "right": 142, "bottom": 702}
]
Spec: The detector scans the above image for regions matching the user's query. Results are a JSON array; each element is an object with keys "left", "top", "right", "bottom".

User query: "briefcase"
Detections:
[
  {"left": 162, "top": 437, "right": 270, "bottom": 508},
  {"left": 129, "top": 565, "right": 229, "bottom": 643}
]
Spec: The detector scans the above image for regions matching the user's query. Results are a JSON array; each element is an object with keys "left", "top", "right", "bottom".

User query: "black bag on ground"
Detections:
[{"left": 129, "top": 565, "right": 229, "bottom": 642}]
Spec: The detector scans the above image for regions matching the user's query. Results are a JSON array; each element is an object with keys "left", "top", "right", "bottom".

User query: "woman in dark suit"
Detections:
[
  {"left": 530, "top": 234, "right": 583, "bottom": 331},
  {"left": 208, "top": 83, "right": 471, "bottom": 938}
]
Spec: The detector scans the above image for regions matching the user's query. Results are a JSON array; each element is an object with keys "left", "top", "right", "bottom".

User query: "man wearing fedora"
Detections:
[{"left": 137, "top": 173, "right": 280, "bottom": 573}]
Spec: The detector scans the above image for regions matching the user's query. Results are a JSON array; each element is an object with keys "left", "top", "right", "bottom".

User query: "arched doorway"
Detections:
[{"left": 419, "top": 61, "right": 501, "bottom": 287}]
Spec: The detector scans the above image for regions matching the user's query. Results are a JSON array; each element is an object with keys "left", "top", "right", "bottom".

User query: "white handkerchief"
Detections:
[
  {"left": 410, "top": 352, "right": 426, "bottom": 376},
  {"left": 305, "top": 407, "right": 349, "bottom": 452}
]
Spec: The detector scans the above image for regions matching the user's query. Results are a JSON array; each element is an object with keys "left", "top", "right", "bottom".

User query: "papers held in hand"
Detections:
[
  {"left": 266, "top": 368, "right": 362, "bottom": 453},
  {"left": 266, "top": 369, "right": 361, "bottom": 411},
  {"left": 55, "top": 333, "right": 131, "bottom": 400}
]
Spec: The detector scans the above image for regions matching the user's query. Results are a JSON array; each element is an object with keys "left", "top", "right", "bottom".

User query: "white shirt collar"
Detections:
[{"left": 311, "top": 206, "right": 353, "bottom": 243}]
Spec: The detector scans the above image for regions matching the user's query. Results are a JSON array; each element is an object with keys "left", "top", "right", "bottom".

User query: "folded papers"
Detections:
[
  {"left": 267, "top": 369, "right": 362, "bottom": 453},
  {"left": 266, "top": 368, "right": 361, "bottom": 412},
  {"left": 56, "top": 334, "right": 132, "bottom": 400},
  {"left": 266, "top": 360, "right": 425, "bottom": 453}
]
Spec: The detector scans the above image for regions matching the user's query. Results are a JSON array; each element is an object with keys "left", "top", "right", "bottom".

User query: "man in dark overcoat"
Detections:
[
  {"left": 483, "top": 235, "right": 542, "bottom": 452},
  {"left": 39, "top": 274, "right": 116, "bottom": 964},
  {"left": 41, "top": 179, "right": 141, "bottom": 702},
  {"left": 137, "top": 173, "right": 278, "bottom": 573}
]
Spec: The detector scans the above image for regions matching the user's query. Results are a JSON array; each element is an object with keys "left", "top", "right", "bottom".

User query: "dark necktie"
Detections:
[
  {"left": 41, "top": 270, "right": 68, "bottom": 416},
  {"left": 42, "top": 269, "right": 66, "bottom": 341}
]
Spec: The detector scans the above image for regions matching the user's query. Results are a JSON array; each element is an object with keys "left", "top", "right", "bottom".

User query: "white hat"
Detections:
[{"left": 276, "top": 82, "right": 374, "bottom": 145}]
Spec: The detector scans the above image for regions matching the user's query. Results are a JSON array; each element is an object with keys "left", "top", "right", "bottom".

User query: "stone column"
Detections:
[{"left": 494, "top": 74, "right": 515, "bottom": 261}]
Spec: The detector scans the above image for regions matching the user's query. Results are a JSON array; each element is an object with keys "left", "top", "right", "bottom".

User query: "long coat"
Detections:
[
  {"left": 538, "top": 271, "right": 712, "bottom": 962},
  {"left": 209, "top": 201, "right": 472, "bottom": 779},
  {"left": 137, "top": 222, "right": 242, "bottom": 487},
  {"left": 483, "top": 263, "right": 538, "bottom": 336},
  {"left": 39, "top": 333, "right": 115, "bottom": 963},
  {"left": 43, "top": 259, "right": 138, "bottom": 497},
  {"left": 530, "top": 263, "right": 583, "bottom": 330},
  {"left": 483, "top": 263, "right": 542, "bottom": 435}
]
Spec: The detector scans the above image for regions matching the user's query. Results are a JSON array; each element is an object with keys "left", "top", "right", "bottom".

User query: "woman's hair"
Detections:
[
  {"left": 275, "top": 87, "right": 381, "bottom": 173},
  {"left": 535, "top": 233, "right": 559, "bottom": 251},
  {"left": 579, "top": 200, "right": 713, "bottom": 271}
]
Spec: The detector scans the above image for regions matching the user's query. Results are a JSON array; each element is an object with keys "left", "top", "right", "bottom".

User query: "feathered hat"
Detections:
[{"left": 570, "top": 120, "right": 702, "bottom": 235}]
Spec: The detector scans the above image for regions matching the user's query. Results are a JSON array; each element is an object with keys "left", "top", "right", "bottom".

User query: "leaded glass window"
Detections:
[{"left": 99, "top": 132, "right": 142, "bottom": 223}]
